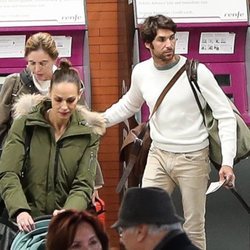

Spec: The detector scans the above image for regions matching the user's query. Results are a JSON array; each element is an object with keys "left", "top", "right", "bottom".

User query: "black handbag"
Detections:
[{"left": 0, "top": 212, "right": 18, "bottom": 250}]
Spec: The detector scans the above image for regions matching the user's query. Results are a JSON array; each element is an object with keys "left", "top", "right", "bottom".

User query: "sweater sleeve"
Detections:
[
  {"left": 197, "top": 64, "right": 237, "bottom": 167},
  {"left": 104, "top": 64, "right": 145, "bottom": 127}
]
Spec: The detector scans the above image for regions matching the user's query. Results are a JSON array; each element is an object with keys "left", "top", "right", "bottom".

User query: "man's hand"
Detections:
[{"left": 219, "top": 165, "right": 235, "bottom": 189}]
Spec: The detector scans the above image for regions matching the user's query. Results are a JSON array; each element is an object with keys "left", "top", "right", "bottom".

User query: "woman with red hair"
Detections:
[{"left": 46, "top": 209, "right": 109, "bottom": 250}]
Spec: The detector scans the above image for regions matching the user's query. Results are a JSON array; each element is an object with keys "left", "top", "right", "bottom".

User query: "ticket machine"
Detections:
[
  {"left": 133, "top": 0, "right": 250, "bottom": 124},
  {"left": 0, "top": 0, "right": 91, "bottom": 105}
]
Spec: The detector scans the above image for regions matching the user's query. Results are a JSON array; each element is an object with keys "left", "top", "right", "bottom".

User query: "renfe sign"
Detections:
[
  {"left": 0, "top": 0, "right": 86, "bottom": 27},
  {"left": 134, "top": 0, "right": 248, "bottom": 24}
]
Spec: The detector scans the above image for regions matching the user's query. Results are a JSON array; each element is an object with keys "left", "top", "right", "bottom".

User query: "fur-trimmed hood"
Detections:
[{"left": 12, "top": 94, "right": 106, "bottom": 135}]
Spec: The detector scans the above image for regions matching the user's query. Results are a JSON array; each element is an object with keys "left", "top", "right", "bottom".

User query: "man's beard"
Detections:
[{"left": 155, "top": 50, "right": 175, "bottom": 63}]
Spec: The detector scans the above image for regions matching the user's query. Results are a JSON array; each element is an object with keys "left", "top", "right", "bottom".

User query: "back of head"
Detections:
[
  {"left": 112, "top": 187, "right": 182, "bottom": 229},
  {"left": 25, "top": 32, "right": 59, "bottom": 60},
  {"left": 50, "top": 58, "right": 82, "bottom": 91},
  {"left": 140, "top": 15, "right": 177, "bottom": 43},
  {"left": 46, "top": 210, "right": 109, "bottom": 250}
]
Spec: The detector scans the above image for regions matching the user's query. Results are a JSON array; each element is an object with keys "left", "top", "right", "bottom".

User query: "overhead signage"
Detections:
[
  {"left": 134, "top": 0, "right": 248, "bottom": 25},
  {"left": 0, "top": 0, "right": 86, "bottom": 27}
]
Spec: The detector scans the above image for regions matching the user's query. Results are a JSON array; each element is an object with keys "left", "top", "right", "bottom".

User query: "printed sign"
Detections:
[
  {"left": 0, "top": 0, "right": 86, "bottom": 27},
  {"left": 0, "top": 35, "right": 25, "bottom": 58},
  {"left": 134, "top": 0, "right": 248, "bottom": 24},
  {"left": 199, "top": 32, "right": 236, "bottom": 54}
]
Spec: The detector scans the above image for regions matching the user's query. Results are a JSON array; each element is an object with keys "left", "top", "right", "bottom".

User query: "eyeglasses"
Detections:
[
  {"left": 117, "top": 227, "right": 123, "bottom": 237},
  {"left": 117, "top": 226, "right": 133, "bottom": 237},
  {"left": 117, "top": 226, "right": 129, "bottom": 237},
  {"left": 27, "top": 60, "right": 50, "bottom": 69}
]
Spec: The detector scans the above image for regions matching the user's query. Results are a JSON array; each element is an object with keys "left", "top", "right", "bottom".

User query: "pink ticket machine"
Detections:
[
  {"left": 0, "top": 0, "right": 91, "bottom": 105},
  {"left": 133, "top": 0, "right": 250, "bottom": 124}
]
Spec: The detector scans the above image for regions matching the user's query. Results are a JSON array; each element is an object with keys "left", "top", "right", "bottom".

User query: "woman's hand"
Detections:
[
  {"left": 92, "top": 189, "right": 100, "bottom": 205},
  {"left": 53, "top": 209, "right": 66, "bottom": 216},
  {"left": 16, "top": 211, "right": 35, "bottom": 232}
]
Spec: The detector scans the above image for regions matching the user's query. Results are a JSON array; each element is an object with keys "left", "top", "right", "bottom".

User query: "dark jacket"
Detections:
[
  {"left": 0, "top": 95, "right": 105, "bottom": 218},
  {"left": 154, "top": 230, "right": 200, "bottom": 250},
  {"left": 0, "top": 69, "right": 38, "bottom": 147}
]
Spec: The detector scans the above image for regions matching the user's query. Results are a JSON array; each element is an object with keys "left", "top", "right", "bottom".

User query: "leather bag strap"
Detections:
[
  {"left": 150, "top": 61, "right": 187, "bottom": 119},
  {"left": 116, "top": 61, "right": 187, "bottom": 193}
]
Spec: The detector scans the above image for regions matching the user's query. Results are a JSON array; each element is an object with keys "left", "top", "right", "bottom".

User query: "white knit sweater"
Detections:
[{"left": 104, "top": 55, "right": 237, "bottom": 167}]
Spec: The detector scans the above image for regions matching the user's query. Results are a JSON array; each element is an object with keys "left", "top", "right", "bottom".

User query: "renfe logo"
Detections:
[
  {"left": 61, "top": 14, "right": 82, "bottom": 22},
  {"left": 224, "top": 11, "right": 244, "bottom": 19}
]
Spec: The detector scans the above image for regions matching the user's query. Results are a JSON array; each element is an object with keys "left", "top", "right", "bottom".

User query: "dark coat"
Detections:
[
  {"left": 154, "top": 231, "right": 200, "bottom": 250},
  {"left": 0, "top": 69, "right": 38, "bottom": 147}
]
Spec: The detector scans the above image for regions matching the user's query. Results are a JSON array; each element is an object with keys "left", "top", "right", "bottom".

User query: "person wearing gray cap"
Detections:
[{"left": 112, "top": 187, "right": 200, "bottom": 250}]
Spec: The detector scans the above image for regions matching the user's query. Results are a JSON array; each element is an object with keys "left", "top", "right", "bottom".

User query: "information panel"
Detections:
[
  {"left": 134, "top": 0, "right": 248, "bottom": 24},
  {"left": 0, "top": 0, "right": 86, "bottom": 27}
]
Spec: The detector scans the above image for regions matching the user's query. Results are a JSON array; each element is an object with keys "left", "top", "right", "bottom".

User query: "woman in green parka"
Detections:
[
  {"left": 0, "top": 32, "right": 105, "bottom": 201},
  {"left": 0, "top": 59, "right": 105, "bottom": 232}
]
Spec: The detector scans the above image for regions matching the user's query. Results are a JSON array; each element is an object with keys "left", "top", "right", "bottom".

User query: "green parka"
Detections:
[
  {"left": 0, "top": 94, "right": 105, "bottom": 218},
  {"left": 0, "top": 70, "right": 105, "bottom": 188}
]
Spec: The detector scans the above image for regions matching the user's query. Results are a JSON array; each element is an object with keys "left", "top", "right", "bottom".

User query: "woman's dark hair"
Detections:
[
  {"left": 50, "top": 59, "right": 82, "bottom": 92},
  {"left": 25, "top": 32, "right": 59, "bottom": 60},
  {"left": 46, "top": 210, "right": 109, "bottom": 250},
  {"left": 140, "top": 15, "right": 177, "bottom": 43}
]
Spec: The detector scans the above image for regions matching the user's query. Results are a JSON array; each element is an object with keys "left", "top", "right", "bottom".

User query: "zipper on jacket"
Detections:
[
  {"left": 88, "top": 151, "right": 97, "bottom": 176},
  {"left": 54, "top": 141, "right": 63, "bottom": 184},
  {"left": 88, "top": 151, "right": 94, "bottom": 171}
]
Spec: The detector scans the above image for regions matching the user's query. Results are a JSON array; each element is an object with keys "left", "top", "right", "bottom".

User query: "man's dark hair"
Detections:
[{"left": 140, "top": 15, "right": 177, "bottom": 43}]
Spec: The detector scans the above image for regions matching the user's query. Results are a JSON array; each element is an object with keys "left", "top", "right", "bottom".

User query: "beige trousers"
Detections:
[{"left": 142, "top": 146, "right": 210, "bottom": 250}]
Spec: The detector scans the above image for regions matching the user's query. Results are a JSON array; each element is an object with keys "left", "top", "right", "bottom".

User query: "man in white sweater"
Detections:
[{"left": 104, "top": 15, "right": 236, "bottom": 250}]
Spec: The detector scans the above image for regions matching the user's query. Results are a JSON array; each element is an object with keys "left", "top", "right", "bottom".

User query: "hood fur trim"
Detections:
[
  {"left": 13, "top": 94, "right": 45, "bottom": 119},
  {"left": 12, "top": 94, "right": 106, "bottom": 135}
]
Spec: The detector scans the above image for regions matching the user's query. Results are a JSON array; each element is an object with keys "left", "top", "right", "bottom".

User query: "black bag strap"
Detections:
[
  {"left": 20, "top": 69, "right": 38, "bottom": 93},
  {"left": 187, "top": 59, "right": 250, "bottom": 214},
  {"left": 11, "top": 77, "right": 21, "bottom": 101},
  {"left": 186, "top": 59, "right": 206, "bottom": 124},
  {"left": 20, "top": 69, "right": 33, "bottom": 86},
  {"left": 11, "top": 69, "right": 33, "bottom": 100},
  {"left": 116, "top": 61, "right": 187, "bottom": 193}
]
